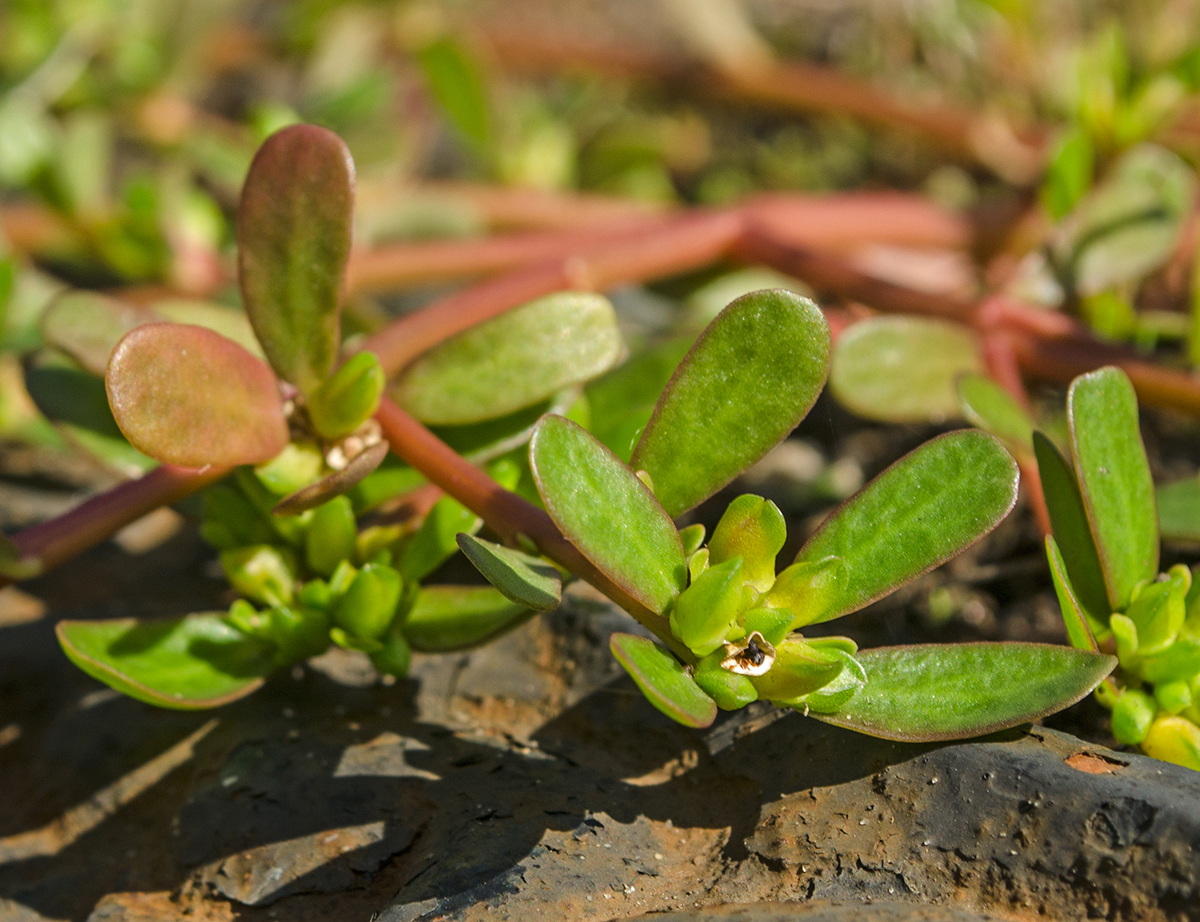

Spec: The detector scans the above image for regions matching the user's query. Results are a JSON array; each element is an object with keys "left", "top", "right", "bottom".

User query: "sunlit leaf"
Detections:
[
  {"left": 812, "top": 643, "right": 1116, "bottom": 741},
  {"left": 830, "top": 317, "right": 983, "bottom": 424},
  {"left": 632, "top": 290, "right": 830, "bottom": 517},
  {"left": 57, "top": 614, "right": 274, "bottom": 709},
  {"left": 1034, "top": 432, "right": 1111, "bottom": 626},
  {"left": 40, "top": 292, "right": 157, "bottom": 376},
  {"left": 531, "top": 415, "right": 685, "bottom": 615},
  {"left": 237, "top": 124, "right": 354, "bottom": 394},
  {"left": 456, "top": 533, "right": 562, "bottom": 611},
  {"left": 794, "top": 431, "right": 1018, "bottom": 623},
  {"left": 1068, "top": 367, "right": 1158, "bottom": 610},
  {"left": 1158, "top": 475, "right": 1200, "bottom": 542},
  {"left": 1046, "top": 535, "right": 1101, "bottom": 651},
  {"left": 395, "top": 292, "right": 623, "bottom": 425},
  {"left": 609, "top": 632, "right": 717, "bottom": 728},
  {"left": 107, "top": 324, "right": 288, "bottom": 467},
  {"left": 957, "top": 373, "right": 1034, "bottom": 457},
  {"left": 403, "top": 585, "right": 533, "bottom": 651}
]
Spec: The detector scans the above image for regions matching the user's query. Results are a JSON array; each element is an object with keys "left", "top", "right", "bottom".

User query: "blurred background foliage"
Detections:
[{"left": 4, "top": 0, "right": 1200, "bottom": 467}]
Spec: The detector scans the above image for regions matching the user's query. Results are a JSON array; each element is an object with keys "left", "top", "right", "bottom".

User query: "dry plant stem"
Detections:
[
  {"left": 1, "top": 463, "right": 228, "bottom": 588},
  {"left": 364, "top": 209, "right": 746, "bottom": 376},
  {"left": 374, "top": 397, "right": 689, "bottom": 659}
]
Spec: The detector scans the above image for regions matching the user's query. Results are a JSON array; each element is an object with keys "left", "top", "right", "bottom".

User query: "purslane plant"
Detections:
[
  {"left": 1031, "top": 366, "right": 1200, "bottom": 769},
  {"left": 452, "top": 290, "right": 1114, "bottom": 736},
  {"left": 31, "top": 124, "right": 1113, "bottom": 741},
  {"left": 52, "top": 125, "right": 623, "bottom": 707}
]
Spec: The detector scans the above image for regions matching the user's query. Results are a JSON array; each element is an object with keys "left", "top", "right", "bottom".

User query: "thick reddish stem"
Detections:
[
  {"left": 3, "top": 464, "right": 228, "bottom": 586},
  {"left": 736, "top": 224, "right": 975, "bottom": 322},
  {"left": 346, "top": 224, "right": 657, "bottom": 293},
  {"left": 373, "top": 397, "right": 687, "bottom": 657},
  {"left": 363, "top": 209, "right": 745, "bottom": 375}
]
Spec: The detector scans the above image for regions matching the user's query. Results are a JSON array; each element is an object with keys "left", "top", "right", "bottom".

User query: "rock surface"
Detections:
[{"left": 1, "top": 535, "right": 1199, "bottom": 922}]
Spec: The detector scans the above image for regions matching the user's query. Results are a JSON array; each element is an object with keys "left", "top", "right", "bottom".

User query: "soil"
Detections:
[{"left": 2, "top": 422, "right": 1200, "bottom": 922}]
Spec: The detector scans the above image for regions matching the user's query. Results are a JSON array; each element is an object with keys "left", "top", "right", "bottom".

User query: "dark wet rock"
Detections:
[
  {"left": 4, "top": 534, "right": 1200, "bottom": 922},
  {"left": 630, "top": 902, "right": 1009, "bottom": 921}
]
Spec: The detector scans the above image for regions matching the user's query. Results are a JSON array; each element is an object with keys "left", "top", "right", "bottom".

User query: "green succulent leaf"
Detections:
[
  {"left": 531, "top": 415, "right": 685, "bottom": 614},
  {"left": 106, "top": 324, "right": 288, "bottom": 468},
  {"left": 957, "top": 373, "right": 1035, "bottom": 458},
  {"left": 693, "top": 650, "right": 759, "bottom": 710},
  {"left": 237, "top": 124, "right": 354, "bottom": 395},
  {"left": 1034, "top": 432, "right": 1111, "bottom": 626},
  {"left": 398, "top": 491, "right": 482, "bottom": 584},
  {"left": 1068, "top": 367, "right": 1158, "bottom": 611},
  {"left": 57, "top": 614, "right": 274, "bottom": 709},
  {"left": 456, "top": 533, "right": 562, "bottom": 612},
  {"left": 830, "top": 317, "right": 983, "bottom": 424},
  {"left": 1123, "top": 564, "right": 1189, "bottom": 656},
  {"left": 404, "top": 585, "right": 533, "bottom": 651},
  {"left": 631, "top": 290, "right": 830, "bottom": 517},
  {"left": 609, "top": 632, "right": 717, "bottom": 728},
  {"left": 751, "top": 639, "right": 844, "bottom": 702},
  {"left": 794, "top": 431, "right": 1018, "bottom": 623},
  {"left": 307, "top": 351, "right": 385, "bottom": 440},
  {"left": 670, "top": 556, "right": 745, "bottom": 656},
  {"left": 1142, "top": 715, "right": 1200, "bottom": 770},
  {"left": 708, "top": 494, "right": 787, "bottom": 593},
  {"left": 1045, "top": 535, "right": 1101, "bottom": 651},
  {"left": 40, "top": 291, "right": 157, "bottom": 376},
  {"left": 1157, "top": 475, "right": 1200, "bottom": 542},
  {"left": 395, "top": 292, "right": 623, "bottom": 426},
  {"left": 332, "top": 563, "right": 403, "bottom": 641},
  {"left": 305, "top": 496, "right": 358, "bottom": 578},
  {"left": 812, "top": 643, "right": 1117, "bottom": 742}
]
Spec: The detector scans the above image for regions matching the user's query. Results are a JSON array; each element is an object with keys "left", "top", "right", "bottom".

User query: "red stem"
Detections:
[
  {"left": 363, "top": 208, "right": 745, "bottom": 376},
  {"left": 2, "top": 464, "right": 228, "bottom": 587},
  {"left": 374, "top": 397, "right": 686, "bottom": 656}
]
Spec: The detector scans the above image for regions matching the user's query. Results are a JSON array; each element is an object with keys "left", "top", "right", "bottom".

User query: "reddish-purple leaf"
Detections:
[
  {"left": 106, "top": 323, "right": 288, "bottom": 467},
  {"left": 237, "top": 124, "right": 355, "bottom": 395}
]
